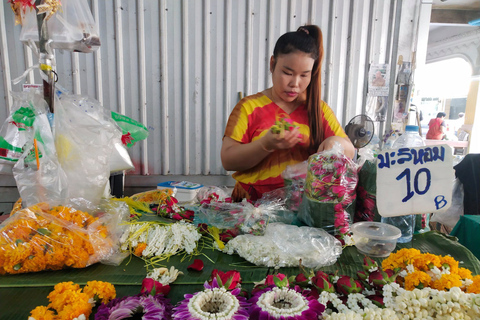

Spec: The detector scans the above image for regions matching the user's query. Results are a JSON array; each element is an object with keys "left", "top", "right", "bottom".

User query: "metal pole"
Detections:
[{"left": 35, "top": 0, "right": 55, "bottom": 113}]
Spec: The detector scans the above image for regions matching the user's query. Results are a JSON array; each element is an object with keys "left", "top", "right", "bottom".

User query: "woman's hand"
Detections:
[
  {"left": 261, "top": 127, "right": 303, "bottom": 151},
  {"left": 317, "top": 136, "right": 355, "bottom": 159}
]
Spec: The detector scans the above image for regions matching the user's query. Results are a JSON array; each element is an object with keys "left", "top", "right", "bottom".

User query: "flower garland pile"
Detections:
[
  {"left": 29, "top": 280, "right": 116, "bottom": 320},
  {"left": 128, "top": 189, "right": 194, "bottom": 221},
  {"left": 0, "top": 203, "right": 113, "bottom": 275},
  {"left": 120, "top": 220, "right": 201, "bottom": 262}
]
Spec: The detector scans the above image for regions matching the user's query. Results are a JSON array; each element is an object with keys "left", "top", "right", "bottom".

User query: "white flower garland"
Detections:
[
  {"left": 147, "top": 266, "right": 183, "bottom": 285},
  {"left": 187, "top": 287, "right": 240, "bottom": 319},
  {"left": 120, "top": 220, "right": 201, "bottom": 258},
  {"left": 256, "top": 287, "right": 309, "bottom": 317}
]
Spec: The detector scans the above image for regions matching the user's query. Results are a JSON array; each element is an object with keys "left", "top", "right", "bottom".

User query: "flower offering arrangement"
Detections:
[{"left": 298, "top": 143, "right": 358, "bottom": 239}]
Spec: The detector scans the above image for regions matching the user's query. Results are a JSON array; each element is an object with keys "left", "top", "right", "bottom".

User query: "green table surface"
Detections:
[
  {"left": 1, "top": 231, "right": 479, "bottom": 320},
  {"left": 451, "top": 215, "right": 480, "bottom": 260}
]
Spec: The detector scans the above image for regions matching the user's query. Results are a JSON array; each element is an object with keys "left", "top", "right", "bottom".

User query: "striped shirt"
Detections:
[{"left": 224, "top": 92, "right": 346, "bottom": 190}]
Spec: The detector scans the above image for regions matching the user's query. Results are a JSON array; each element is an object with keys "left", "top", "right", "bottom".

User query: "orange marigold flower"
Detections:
[
  {"left": 458, "top": 267, "right": 473, "bottom": 280},
  {"left": 55, "top": 295, "right": 92, "bottom": 320},
  {"left": 382, "top": 248, "right": 422, "bottom": 270},
  {"left": 404, "top": 270, "right": 431, "bottom": 290},
  {"left": 47, "top": 281, "right": 81, "bottom": 303},
  {"left": 412, "top": 253, "right": 441, "bottom": 271},
  {"left": 439, "top": 255, "right": 459, "bottom": 274},
  {"left": 83, "top": 280, "right": 116, "bottom": 304},
  {"left": 467, "top": 275, "right": 480, "bottom": 293},
  {"left": 431, "top": 273, "right": 462, "bottom": 291},
  {"left": 29, "top": 305, "right": 55, "bottom": 320},
  {"left": 134, "top": 242, "right": 147, "bottom": 257}
]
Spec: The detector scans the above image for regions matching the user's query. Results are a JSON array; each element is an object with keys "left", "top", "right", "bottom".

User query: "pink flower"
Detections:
[
  {"left": 141, "top": 278, "right": 171, "bottom": 296},
  {"left": 339, "top": 226, "right": 349, "bottom": 234},
  {"left": 331, "top": 185, "right": 346, "bottom": 198},
  {"left": 334, "top": 203, "right": 344, "bottom": 212}
]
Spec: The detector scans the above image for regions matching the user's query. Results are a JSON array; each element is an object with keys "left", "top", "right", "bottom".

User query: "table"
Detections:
[
  {"left": 451, "top": 215, "right": 480, "bottom": 260},
  {"left": 1, "top": 231, "right": 479, "bottom": 319}
]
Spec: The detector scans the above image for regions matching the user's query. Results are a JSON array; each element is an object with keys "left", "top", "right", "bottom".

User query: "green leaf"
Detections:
[{"left": 37, "top": 228, "right": 51, "bottom": 236}]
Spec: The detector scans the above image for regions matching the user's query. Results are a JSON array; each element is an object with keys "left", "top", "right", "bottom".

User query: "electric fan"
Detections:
[{"left": 345, "top": 115, "right": 375, "bottom": 148}]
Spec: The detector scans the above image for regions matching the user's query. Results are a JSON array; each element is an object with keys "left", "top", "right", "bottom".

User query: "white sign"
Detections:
[{"left": 376, "top": 145, "right": 454, "bottom": 217}]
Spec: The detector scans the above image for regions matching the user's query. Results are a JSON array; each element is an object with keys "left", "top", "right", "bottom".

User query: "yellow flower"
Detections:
[
  {"left": 56, "top": 297, "right": 92, "bottom": 320},
  {"left": 83, "top": 280, "right": 116, "bottom": 304},
  {"left": 439, "top": 255, "right": 459, "bottom": 274},
  {"left": 431, "top": 273, "right": 462, "bottom": 291},
  {"left": 134, "top": 242, "right": 147, "bottom": 257},
  {"left": 467, "top": 275, "right": 480, "bottom": 293},
  {"left": 411, "top": 253, "right": 441, "bottom": 271},
  {"left": 458, "top": 267, "right": 473, "bottom": 280},
  {"left": 404, "top": 270, "right": 431, "bottom": 290},
  {"left": 382, "top": 248, "right": 421, "bottom": 270},
  {"left": 29, "top": 305, "right": 55, "bottom": 320}
]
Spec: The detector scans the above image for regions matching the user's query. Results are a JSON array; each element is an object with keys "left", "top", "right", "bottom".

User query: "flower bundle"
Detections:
[
  {"left": 119, "top": 220, "right": 202, "bottom": 262},
  {"left": 129, "top": 189, "right": 194, "bottom": 221},
  {"left": 172, "top": 269, "right": 249, "bottom": 320},
  {"left": 29, "top": 280, "right": 116, "bottom": 320},
  {"left": 248, "top": 274, "right": 325, "bottom": 320},
  {"left": 382, "top": 248, "right": 480, "bottom": 292},
  {"left": 298, "top": 143, "right": 358, "bottom": 239},
  {"left": 0, "top": 202, "right": 118, "bottom": 275}
]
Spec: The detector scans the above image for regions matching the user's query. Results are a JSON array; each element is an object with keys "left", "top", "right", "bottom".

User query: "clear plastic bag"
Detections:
[
  {"left": 298, "top": 143, "right": 358, "bottom": 236},
  {"left": 0, "top": 199, "right": 129, "bottom": 275},
  {"left": 280, "top": 161, "right": 307, "bottom": 211},
  {"left": 354, "top": 148, "right": 381, "bottom": 223},
  {"left": 195, "top": 185, "right": 231, "bottom": 203},
  {"left": 55, "top": 95, "right": 119, "bottom": 205},
  {"left": 20, "top": 0, "right": 100, "bottom": 53},
  {"left": 13, "top": 111, "right": 68, "bottom": 208},
  {"left": 194, "top": 199, "right": 295, "bottom": 235},
  {"left": 431, "top": 178, "right": 464, "bottom": 229},
  {"left": 225, "top": 223, "right": 342, "bottom": 268},
  {"left": 0, "top": 92, "right": 47, "bottom": 174}
]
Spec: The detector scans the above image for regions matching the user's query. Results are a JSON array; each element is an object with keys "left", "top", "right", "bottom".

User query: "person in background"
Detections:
[
  {"left": 426, "top": 112, "right": 447, "bottom": 140},
  {"left": 455, "top": 112, "right": 465, "bottom": 136},
  {"left": 221, "top": 24, "right": 354, "bottom": 202}
]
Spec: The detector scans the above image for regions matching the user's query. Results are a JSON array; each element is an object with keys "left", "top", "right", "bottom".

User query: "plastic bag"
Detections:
[
  {"left": 431, "top": 178, "right": 464, "bottom": 229},
  {"left": 298, "top": 143, "right": 358, "bottom": 237},
  {"left": 195, "top": 185, "right": 232, "bottom": 203},
  {"left": 111, "top": 111, "right": 149, "bottom": 148},
  {"left": 354, "top": 148, "right": 381, "bottom": 223},
  {"left": 224, "top": 223, "right": 342, "bottom": 268},
  {"left": 0, "top": 199, "right": 129, "bottom": 275},
  {"left": 0, "top": 92, "right": 47, "bottom": 174},
  {"left": 20, "top": 0, "right": 100, "bottom": 53},
  {"left": 55, "top": 95, "right": 118, "bottom": 205},
  {"left": 281, "top": 161, "right": 307, "bottom": 211},
  {"left": 13, "top": 111, "right": 68, "bottom": 208},
  {"left": 194, "top": 199, "right": 295, "bottom": 236}
]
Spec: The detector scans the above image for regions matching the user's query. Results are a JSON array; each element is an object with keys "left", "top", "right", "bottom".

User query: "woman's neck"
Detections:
[{"left": 263, "top": 88, "right": 305, "bottom": 114}]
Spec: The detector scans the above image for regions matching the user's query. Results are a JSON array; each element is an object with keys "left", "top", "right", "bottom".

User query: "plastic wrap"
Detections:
[
  {"left": 195, "top": 186, "right": 231, "bottom": 203},
  {"left": 297, "top": 143, "right": 358, "bottom": 237},
  {"left": 225, "top": 223, "right": 342, "bottom": 268},
  {"left": 0, "top": 92, "right": 47, "bottom": 174},
  {"left": 354, "top": 148, "right": 381, "bottom": 223},
  {"left": 281, "top": 161, "right": 307, "bottom": 211},
  {"left": 194, "top": 199, "right": 295, "bottom": 235},
  {"left": 55, "top": 95, "right": 118, "bottom": 205},
  {"left": 0, "top": 200, "right": 129, "bottom": 275},
  {"left": 20, "top": 0, "right": 100, "bottom": 53},
  {"left": 431, "top": 178, "right": 464, "bottom": 229},
  {"left": 13, "top": 110, "right": 68, "bottom": 208}
]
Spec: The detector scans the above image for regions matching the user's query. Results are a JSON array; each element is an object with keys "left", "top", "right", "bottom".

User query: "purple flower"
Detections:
[
  {"left": 248, "top": 286, "right": 325, "bottom": 320},
  {"left": 95, "top": 293, "right": 172, "bottom": 320}
]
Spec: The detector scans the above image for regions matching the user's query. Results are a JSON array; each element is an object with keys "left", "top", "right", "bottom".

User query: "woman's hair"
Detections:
[{"left": 272, "top": 25, "right": 324, "bottom": 151}]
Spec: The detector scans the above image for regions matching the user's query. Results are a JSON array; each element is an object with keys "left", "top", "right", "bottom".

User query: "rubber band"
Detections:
[{"left": 34, "top": 139, "right": 40, "bottom": 169}]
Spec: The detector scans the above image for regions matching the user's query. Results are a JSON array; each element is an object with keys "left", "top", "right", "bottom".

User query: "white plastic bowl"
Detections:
[{"left": 351, "top": 221, "right": 401, "bottom": 257}]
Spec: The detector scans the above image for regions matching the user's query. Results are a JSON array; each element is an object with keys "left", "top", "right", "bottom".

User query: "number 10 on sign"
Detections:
[{"left": 376, "top": 145, "right": 455, "bottom": 217}]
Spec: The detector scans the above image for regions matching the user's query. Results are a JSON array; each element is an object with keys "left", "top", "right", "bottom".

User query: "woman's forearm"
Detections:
[{"left": 221, "top": 137, "right": 272, "bottom": 171}]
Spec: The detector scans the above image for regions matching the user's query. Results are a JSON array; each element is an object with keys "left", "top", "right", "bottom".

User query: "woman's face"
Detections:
[{"left": 270, "top": 51, "right": 315, "bottom": 104}]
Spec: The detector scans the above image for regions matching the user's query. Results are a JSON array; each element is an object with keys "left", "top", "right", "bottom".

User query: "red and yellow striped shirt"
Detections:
[{"left": 224, "top": 92, "right": 346, "bottom": 194}]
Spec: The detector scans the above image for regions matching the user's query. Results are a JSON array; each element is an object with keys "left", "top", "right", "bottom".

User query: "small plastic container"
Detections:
[
  {"left": 351, "top": 221, "right": 401, "bottom": 258},
  {"left": 157, "top": 181, "right": 203, "bottom": 203}
]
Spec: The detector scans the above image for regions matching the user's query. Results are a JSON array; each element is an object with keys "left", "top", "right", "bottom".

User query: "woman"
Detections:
[{"left": 221, "top": 25, "right": 354, "bottom": 202}]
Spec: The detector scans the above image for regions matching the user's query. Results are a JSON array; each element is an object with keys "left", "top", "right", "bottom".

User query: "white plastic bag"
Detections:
[
  {"left": 431, "top": 178, "right": 464, "bottom": 229},
  {"left": 13, "top": 112, "right": 68, "bottom": 208},
  {"left": 20, "top": 0, "right": 100, "bottom": 53},
  {"left": 55, "top": 95, "right": 117, "bottom": 205}
]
